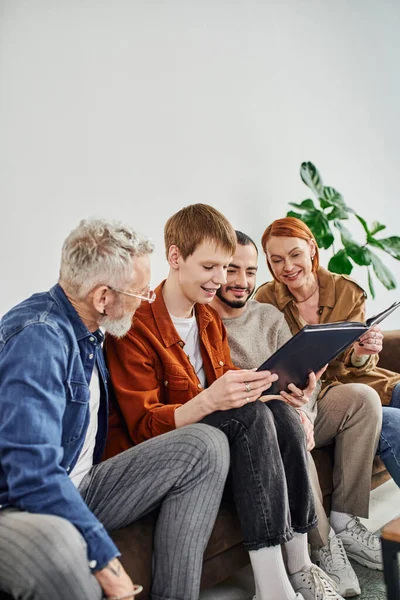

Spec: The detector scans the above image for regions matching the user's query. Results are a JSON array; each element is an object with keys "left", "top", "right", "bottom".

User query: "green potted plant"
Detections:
[{"left": 286, "top": 162, "right": 400, "bottom": 298}]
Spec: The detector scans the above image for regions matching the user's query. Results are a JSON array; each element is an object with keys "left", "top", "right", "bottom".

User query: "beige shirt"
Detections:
[{"left": 255, "top": 266, "right": 400, "bottom": 406}]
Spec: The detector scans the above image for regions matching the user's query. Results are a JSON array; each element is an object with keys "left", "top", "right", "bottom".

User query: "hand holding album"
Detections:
[
  {"left": 257, "top": 302, "right": 400, "bottom": 396},
  {"left": 353, "top": 324, "right": 384, "bottom": 357},
  {"left": 260, "top": 365, "right": 326, "bottom": 406}
]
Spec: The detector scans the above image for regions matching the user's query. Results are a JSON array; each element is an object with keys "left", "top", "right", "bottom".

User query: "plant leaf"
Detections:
[
  {"left": 286, "top": 210, "right": 302, "bottom": 220},
  {"left": 370, "top": 221, "right": 386, "bottom": 236},
  {"left": 367, "top": 268, "right": 375, "bottom": 299},
  {"left": 369, "top": 250, "right": 397, "bottom": 290},
  {"left": 319, "top": 186, "right": 353, "bottom": 216},
  {"left": 288, "top": 199, "right": 316, "bottom": 210},
  {"left": 327, "top": 206, "right": 350, "bottom": 220},
  {"left": 328, "top": 249, "right": 353, "bottom": 275},
  {"left": 321, "top": 187, "right": 345, "bottom": 206},
  {"left": 355, "top": 214, "right": 370, "bottom": 237},
  {"left": 344, "top": 242, "right": 371, "bottom": 266},
  {"left": 357, "top": 215, "right": 387, "bottom": 243},
  {"left": 302, "top": 210, "right": 334, "bottom": 249},
  {"left": 334, "top": 221, "right": 354, "bottom": 245},
  {"left": 369, "top": 236, "right": 400, "bottom": 260},
  {"left": 300, "top": 162, "right": 324, "bottom": 197},
  {"left": 334, "top": 221, "right": 371, "bottom": 265}
]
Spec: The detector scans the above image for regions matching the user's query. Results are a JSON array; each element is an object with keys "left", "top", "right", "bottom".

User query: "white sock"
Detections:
[
  {"left": 330, "top": 511, "right": 353, "bottom": 533},
  {"left": 284, "top": 532, "right": 312, "bottom": 575},
  {"left": 249, "top": 546, "right": 297, "bottom": 600}
]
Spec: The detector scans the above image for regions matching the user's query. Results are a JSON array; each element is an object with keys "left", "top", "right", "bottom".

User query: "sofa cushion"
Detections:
[{"left": 204, "top": 499, "right": 243, "bottom": 560}]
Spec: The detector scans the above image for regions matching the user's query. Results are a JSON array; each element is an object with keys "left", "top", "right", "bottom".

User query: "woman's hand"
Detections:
[
  {"left": 298, "top": 410, "right": 315, "bottom": 451},
  {"left": 279, "top": 365, "right": 327, "bottom": 408},
  {"left": 353, "top": 325, "right": 383, "bottom": 357}
]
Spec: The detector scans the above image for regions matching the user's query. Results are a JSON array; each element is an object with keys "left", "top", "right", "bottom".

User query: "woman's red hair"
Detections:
[{"left": 261, "top": 217, "right": 319, "bottom": 280}]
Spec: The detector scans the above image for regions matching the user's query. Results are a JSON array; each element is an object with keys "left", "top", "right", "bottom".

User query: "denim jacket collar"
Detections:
[{"left": 49, "top": 284, "right": 104, "bottom": 344}]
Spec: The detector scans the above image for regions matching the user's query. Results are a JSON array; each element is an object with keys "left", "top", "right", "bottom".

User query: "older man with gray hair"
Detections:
[{"left": 0, "top": 218, "right": 230, "bottom": 600}]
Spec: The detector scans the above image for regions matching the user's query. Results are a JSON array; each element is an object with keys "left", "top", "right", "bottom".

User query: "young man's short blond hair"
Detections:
[{"left": 164, "top": 203, "right": 236, "bottom": 260}]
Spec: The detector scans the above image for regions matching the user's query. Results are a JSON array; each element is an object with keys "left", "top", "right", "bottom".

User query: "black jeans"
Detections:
[{"left": 202, "top": 399, "right": 317, "bottom": 550}]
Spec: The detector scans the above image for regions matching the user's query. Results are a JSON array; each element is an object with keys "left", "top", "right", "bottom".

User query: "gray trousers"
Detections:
[
  {"left": 0, "top": 424, "right": 230, "bottom": 600},
  {"left": 308, "top": 383, "right": 382, "bottom": 548}
]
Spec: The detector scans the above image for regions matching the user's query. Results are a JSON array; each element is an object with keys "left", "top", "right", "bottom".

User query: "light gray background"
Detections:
[{"left": 1, "top": 0, "right": 399, "bottom": 327}]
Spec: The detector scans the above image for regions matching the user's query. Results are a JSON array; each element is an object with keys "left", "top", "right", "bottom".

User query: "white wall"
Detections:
[{"left": 1, "top": 0, "right": 399, "bottom": 327}]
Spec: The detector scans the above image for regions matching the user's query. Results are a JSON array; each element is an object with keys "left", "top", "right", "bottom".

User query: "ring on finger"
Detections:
[
  {"left": 244, "top": 382, "right": 252, "bottom": 393},
  {"left": 245, "top": 397, "right": 250, "bottom": 403}
]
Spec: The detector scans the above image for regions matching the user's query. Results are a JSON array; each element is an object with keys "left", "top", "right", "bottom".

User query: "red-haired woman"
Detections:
[{"left": 255, "top": 217, "right": 395, "bottom": 589}]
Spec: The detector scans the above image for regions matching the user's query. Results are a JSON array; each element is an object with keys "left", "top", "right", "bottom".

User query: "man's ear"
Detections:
[
  {"left": 91, "top": 285, "right": 110, "bottom": 315},
  {"left": 167, "top": 245, "right": 182, "bottom": 270}
]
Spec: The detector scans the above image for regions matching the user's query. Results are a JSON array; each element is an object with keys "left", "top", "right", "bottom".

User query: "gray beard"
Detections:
[{"left": 101, "top": 313, "right": 134, "bottom": 338}]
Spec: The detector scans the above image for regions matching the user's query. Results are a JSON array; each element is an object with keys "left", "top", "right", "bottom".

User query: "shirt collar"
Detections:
[
  {"left": 273, "top": 266, "right": 336, "bottom": 310},
  {"left": 49, "top": 283, "right": 104, "bottom": 343},
  {"left": 145, "top": 280, "right": 213, "bottom": 348},
  {"left": 316, "top": 266, "right": 336, "bottom": 308}
]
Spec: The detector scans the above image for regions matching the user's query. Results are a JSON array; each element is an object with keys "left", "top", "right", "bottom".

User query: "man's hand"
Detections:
[
  {"left": 278, "top": 365, "right": 327, "bottom": 408},
  {"left": 175, "top": 369, "right": 278, "bottom": 428},
  {"left": 298, "top": 410, "right": 315, "bottom": 451},
  {"left": 353, "top": 325, "right": 383, "bottom": 357},
  {"left": 95, "top": 558, "right": 142, "bottom": 599},
  {"left": 204, "top": 369, "right": 278, "bottom": 412}
]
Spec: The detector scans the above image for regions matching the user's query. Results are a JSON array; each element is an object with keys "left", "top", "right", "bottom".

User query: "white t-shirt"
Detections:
[
  {"left": 70, "top": 364, "right": 100, "bottom": 488},
  {"left": 171, "top": 313, "right": 207, "bottom": 388}
]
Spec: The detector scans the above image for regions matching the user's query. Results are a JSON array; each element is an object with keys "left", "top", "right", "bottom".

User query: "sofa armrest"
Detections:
[{"left": 380, "top": 330, "right": 400, "bottom": 373}]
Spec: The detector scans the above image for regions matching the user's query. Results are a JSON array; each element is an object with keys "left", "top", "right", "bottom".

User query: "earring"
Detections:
[{"left": 102, "top": 309, "right": 107, "bottom": 316}]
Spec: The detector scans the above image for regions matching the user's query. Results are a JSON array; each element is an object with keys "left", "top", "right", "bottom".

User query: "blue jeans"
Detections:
[{"left": 379, "top": 383, "right": 400, "bottom": 487}]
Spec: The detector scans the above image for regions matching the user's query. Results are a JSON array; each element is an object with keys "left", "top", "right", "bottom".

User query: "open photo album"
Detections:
[{"left": 257, "top": 301, "right": 400, "bottom": 395}]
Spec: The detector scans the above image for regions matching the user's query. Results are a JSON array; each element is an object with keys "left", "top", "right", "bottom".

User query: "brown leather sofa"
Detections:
[
  {"left": 111, "top": 330, "right": 399, "bottom": 599},
  {"left": 1, "top": 332, "right": 398, "bottom": 600}
]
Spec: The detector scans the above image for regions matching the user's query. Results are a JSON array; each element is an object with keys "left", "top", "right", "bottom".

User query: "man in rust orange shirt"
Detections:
[{"left": 105, "top": 203, "right": 338, "bottom": 600}]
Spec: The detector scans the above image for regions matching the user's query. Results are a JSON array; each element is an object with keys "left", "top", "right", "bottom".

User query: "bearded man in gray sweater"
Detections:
[{"left": 211, "top": 231, "right": 382, "bottom": 600}]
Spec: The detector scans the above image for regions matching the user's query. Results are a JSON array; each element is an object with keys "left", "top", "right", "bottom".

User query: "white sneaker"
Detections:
[
  {"left": 252, "top": 595, "right": 305, "bottom": 599},
  {"left": 335, "top": 516, "right": 383, "bottom": 570},
  {"left": 312, "top": 534, "right": 360, "bottom": 597},
  {"left": 289, "top": 564, "right": 344, "bottom": 599}
]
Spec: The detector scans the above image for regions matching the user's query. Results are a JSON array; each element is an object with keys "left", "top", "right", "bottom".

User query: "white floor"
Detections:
[{"left": 199, "top": 479, "right": 400, "bottom": 600}]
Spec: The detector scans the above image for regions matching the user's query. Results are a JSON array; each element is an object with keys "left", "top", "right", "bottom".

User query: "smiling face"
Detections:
[
  {"left": 173, "top": 240, "right": 233, "bottom": 305},
  {"left": 215, "top": 242, "right": 258, "bottom": 309},
  {"left": 265, "top": 235, "right": 316, "bottom": 290}
]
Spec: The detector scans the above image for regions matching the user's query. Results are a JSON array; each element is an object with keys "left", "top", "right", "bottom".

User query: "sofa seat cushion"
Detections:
[{"left": 204, "top": 499, "right": 243, "bottom": 561}]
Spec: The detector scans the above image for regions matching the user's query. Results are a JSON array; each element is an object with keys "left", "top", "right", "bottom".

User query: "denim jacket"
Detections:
[{"left": 0, "top": 284, "right": 119, "bottom": 570}]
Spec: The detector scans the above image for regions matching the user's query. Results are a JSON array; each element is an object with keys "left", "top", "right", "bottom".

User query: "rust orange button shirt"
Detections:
[{"left": 104, "top": 281, "right": 235, "bottom": 458}]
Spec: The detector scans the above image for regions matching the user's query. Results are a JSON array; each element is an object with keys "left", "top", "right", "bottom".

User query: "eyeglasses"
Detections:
[{"left": 108, "top": 285, "right": 156, "bottom": 304}]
